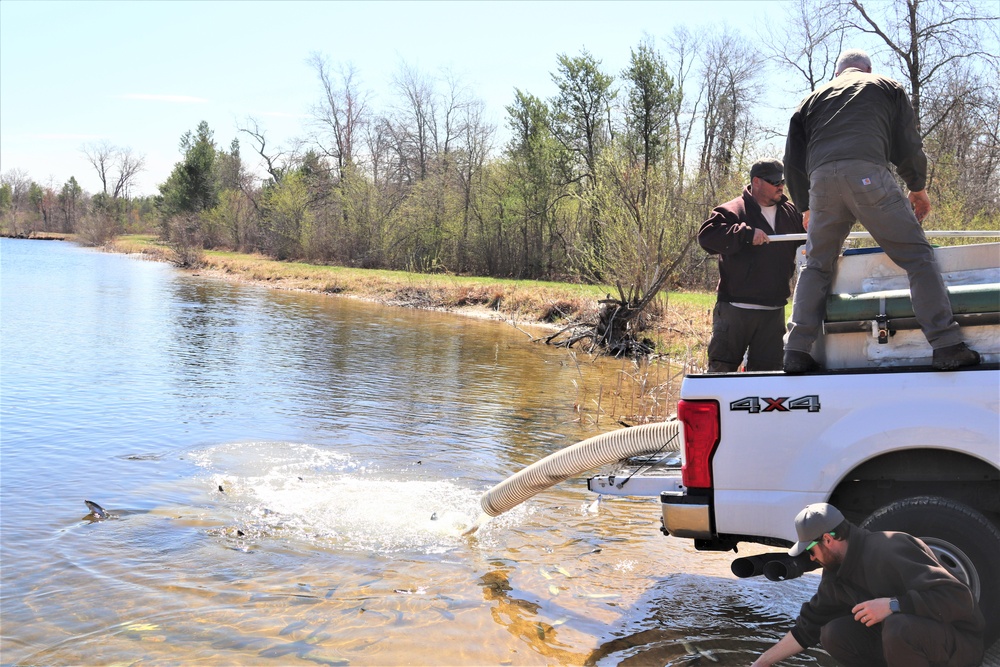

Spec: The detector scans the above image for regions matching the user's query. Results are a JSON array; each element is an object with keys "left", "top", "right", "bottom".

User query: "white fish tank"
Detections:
[{"left": 808, "top": 241, "right": 1000, "bottom": 369}]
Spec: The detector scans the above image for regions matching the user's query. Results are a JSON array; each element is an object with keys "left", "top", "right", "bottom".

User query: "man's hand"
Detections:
[
  {"left": 852, "top": 598, "right": 894, "bottom": 627},
  {"left": 751, "top": 632, "right": 804, "bottom": 666},
  {"left": 908, "top": 190, "right": 931, "bottom": 223},
  {"left": 752, "top": 228, "right": 770, "bottom": 245},
  {"left": 802, "top": 210, "right": 810, "bottom": 231}
]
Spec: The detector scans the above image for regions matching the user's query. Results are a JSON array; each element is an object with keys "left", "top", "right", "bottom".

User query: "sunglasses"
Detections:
[
  {"left": 763, "top": 178, "right": 785, "bottom": 187},
  {"left": 806, "top": 530, "right": 835, "bottom": 553}
]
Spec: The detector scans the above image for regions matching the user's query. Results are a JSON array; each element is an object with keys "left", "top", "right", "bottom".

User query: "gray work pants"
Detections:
[{"left": 785, "top": 160, "right": 961, "bottom": 353}]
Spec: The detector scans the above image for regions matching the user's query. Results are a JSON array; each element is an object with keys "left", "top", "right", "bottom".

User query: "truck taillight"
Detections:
[{"left": 678, "top": 399, "right": 720, "bottom": 489}]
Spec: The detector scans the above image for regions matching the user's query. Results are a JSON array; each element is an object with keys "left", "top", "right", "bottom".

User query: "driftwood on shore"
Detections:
[
  {"left": 541, "top": 236, "right": 697, "bottom": 357},
  {"left": 544, "top": 267, "right": 672, "bottom": 357}
]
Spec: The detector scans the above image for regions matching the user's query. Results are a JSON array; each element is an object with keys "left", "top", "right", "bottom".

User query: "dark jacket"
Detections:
[
  {"left": 698, "top": 186, "right": 804, "bottom": 308},
  {"left": 791, "top": 527, "right": 985, "bottom": 667},
  {"left": 784, "top": 68, "right": 927, "bottom": 212}
]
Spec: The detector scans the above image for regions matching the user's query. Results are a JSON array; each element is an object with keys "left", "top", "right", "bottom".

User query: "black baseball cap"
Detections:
[{"left": 750, "top": 159, "right": 784, "bottom": 182}]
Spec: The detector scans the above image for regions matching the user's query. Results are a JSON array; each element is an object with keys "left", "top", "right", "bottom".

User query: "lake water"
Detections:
[{"left": 0, "top": 238, "right": 836, "bottom": 666}]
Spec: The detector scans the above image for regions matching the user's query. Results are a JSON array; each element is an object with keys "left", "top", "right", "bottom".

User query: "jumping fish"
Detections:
[
  {"left": 84, "top": 500, "right": 111, "bottom": 521},
  {"left": 83, "top": 500, "right": 146, "bottom": 522}
]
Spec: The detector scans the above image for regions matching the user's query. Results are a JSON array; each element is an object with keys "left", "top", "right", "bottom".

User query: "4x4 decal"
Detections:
[{"left": 730, "top": 395, "right": 821, "bottom": 413}]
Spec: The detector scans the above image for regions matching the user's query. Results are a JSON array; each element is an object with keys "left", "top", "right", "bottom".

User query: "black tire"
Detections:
[{"left": 861, "top": 495, "right": 1000, "bottom": 644}]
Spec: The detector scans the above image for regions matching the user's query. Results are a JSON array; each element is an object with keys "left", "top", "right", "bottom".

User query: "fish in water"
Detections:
[
  {"left": 681, "top": 641, "right": 719, "bottom": 663},
  {"left": 84, "top": 500, "right": 111, "bottom": 520}
]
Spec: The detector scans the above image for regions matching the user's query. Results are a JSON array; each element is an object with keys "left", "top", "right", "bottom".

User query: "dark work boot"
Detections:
[
  {"left": 783, "top": 350, "right": 820, "bottom": 374},
  {"left": 932, "top": 342, "right": 981, "bottom": 370}
]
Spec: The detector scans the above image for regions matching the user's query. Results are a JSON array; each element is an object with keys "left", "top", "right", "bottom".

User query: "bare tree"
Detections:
[
  {"left": 842, "top": 0, "right": 1000, "bottom": 136},
  {"left": 390, "top": 61, "right": 438, "bottom": 183},
  {"left": 454, "top": 96, "right": 495, "bottom": 271},
  {"left": 238, "top": 117, "right": 290, "bottom": 185},
  {"left": 83, "top": 141, "right": 114, "bottom": 195},
  {"left": 365, "top": 116, "right": 394, "bottom": 188},
  {"left": 922, "top": 63, "right": 1000, "bottom": 214},
  {"left": 768, "top": 0, "right": 847, "bottom": 92},
  {"left": 698, "top": 30, "right": 763, "bottom": 189},
  {"left": 663, "top": 26, "right": 703, "bottom": 193},
  {"left": 437, "top": 67, "right": 476, "bottom": 166},
  {"left": 82, "top": 141, "right": 144, "bottom": 199},
  {"left": 110, "top": 147, "right": 144, "bottom": 199},
  {"left": 309, "top": 54, "right": 370, "bottom": 181}
]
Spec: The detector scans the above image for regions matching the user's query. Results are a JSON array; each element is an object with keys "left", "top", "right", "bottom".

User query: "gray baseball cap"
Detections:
[{"left": 788, "top": 503, "right": 845, "bottom": 556}]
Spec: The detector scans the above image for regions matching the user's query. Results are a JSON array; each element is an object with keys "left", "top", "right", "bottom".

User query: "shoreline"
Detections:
[
  {"left": 188, "top": 263, "right": 558, "bottom": 334},
  {"left": 184, "top": 254, "right": 714, "bottom": 367},
  {"left": 8, "top": 232, "right": 713, "bottom": 365}
]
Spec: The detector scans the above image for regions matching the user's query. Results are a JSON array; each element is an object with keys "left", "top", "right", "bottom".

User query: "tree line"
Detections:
[{"left": 3, "top": 0, "right": 997, "bottom": 297}]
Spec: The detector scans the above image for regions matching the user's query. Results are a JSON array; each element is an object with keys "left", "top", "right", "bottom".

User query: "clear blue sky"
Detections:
[{"left": 2, "top": 0, "right": 801, "bottom": 196}]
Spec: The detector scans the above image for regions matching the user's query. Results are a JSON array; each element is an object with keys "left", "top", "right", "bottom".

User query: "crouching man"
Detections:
[{"left": 751, "top": 503, "right": 984, "bottom": 667}]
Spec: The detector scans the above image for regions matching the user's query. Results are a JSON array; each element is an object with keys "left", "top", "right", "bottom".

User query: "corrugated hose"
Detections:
[{"left": 479, "top": 420, "right": 682, "bottom": 517}]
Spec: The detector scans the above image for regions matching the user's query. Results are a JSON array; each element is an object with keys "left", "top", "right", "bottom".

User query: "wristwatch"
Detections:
[{"left": 889, "top": 597, "right": 901, "bottom": 613}]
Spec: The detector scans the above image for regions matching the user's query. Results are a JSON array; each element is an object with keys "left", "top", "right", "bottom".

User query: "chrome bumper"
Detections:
[{"left": 660, "top": 492, "right": 712, "bottom": 539}]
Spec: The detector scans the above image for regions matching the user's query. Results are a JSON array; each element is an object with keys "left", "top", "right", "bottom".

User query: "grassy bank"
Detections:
[{"left": 107, "top": 235, "right": 714, "bottom": 360}]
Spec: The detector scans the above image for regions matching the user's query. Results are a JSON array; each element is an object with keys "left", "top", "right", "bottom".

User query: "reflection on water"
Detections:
[
  {"left": 589, "top": 574, "right": 831, "bottom": 666},
  {"left": 1, "top": 239, "right": 838, "bottom": 666}
]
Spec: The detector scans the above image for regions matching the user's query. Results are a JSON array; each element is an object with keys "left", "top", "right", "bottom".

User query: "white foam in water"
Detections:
[
  {"left": 191, "top": 441, "right": 491, "bottom": 553},
  {"left": 189, "top": 441, "right": 357, "bottom": 477}
]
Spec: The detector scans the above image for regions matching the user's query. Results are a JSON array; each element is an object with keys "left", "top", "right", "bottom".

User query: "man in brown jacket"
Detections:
[
  {"left": 751, "top": 503, "right": 984, "bottom": 667},
  {"left": 698, "top": 159, "right": 804, "bottom": 372}
]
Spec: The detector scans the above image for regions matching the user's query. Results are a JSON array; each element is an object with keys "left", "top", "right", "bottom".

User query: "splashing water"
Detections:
[
  {"left": 461, "top": 511, "right": 492, "bottom": 536},
  {"left": 190, "top": 441, "right": 487, "bottom": 553}
]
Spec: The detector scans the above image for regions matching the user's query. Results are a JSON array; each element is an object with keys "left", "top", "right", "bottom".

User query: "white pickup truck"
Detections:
[{"left": 589, "top": 240, "right": 1000, "bottom": 641}]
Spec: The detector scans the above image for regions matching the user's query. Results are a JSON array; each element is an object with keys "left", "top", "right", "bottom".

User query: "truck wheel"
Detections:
[{"left": 861, "top": 495, "right": 1000, "bottom": 643}]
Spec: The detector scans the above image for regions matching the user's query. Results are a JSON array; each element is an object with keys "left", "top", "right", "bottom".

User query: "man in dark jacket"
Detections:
[
  {"left": 751, "top": 503, "right": 985, "bottom": 667},
  {"left": 782, "top": 48, "right": 979, "bottom": 374},
  {"left": 698, "top": 158, "right": 805, "bottom": 372}
]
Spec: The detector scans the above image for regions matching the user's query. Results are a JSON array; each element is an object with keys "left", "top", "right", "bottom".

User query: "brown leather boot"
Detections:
[
  {"left": 783, "top": 350, "right": 820, "bottom": 374},
  {"left": 931, "top": 342, "right": 981, "bottom": 371}
]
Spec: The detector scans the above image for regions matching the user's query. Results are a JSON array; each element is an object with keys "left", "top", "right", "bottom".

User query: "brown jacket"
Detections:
[{"left": 698, "top": 186, "right": 804, "bottom": 308}]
